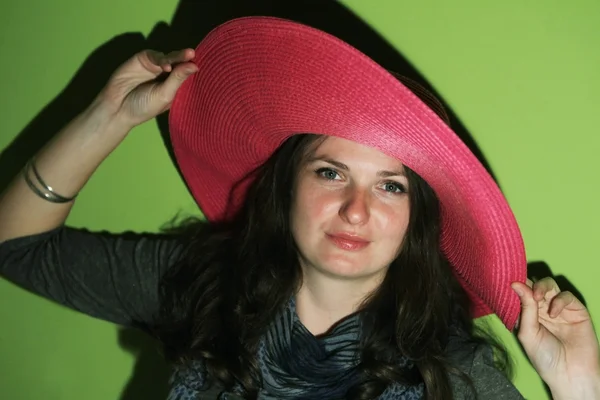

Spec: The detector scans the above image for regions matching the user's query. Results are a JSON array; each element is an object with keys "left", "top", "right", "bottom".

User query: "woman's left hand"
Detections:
[{"left": 512, "top": 278, "right": 600, "bottom": 399}]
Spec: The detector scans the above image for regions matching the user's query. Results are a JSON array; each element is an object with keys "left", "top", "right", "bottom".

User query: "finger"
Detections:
[
  {"left": 153, "top": 49, "right": 195, "bottom": 73},
  {"left": 144, "top": 50, "right": 166, "bottom": 68},
  {"left": 149, "top": 51, "right": 175, "bottom": 72},
  {"left": 511, "top": 282, "right": 540, "bottom": 340},
  {"left": 131, "top": 50, "right": 167, "bottom": 78},
  {"left": 163, "top": 48, "right": 195, "bottom": 65},
  {"left": 156, "top": 62, "right": 198, "bottom": 103},
  {"left": 548, "top": 291, "right": 580, "bottom": 318},
  {"left": 532, "top": 277, "right": 561, "bottom": 302}
]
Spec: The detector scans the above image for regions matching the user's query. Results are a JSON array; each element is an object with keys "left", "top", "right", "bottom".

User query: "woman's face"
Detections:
[{"left": 290, "top": 136, "right": 411, "bottom": 282}]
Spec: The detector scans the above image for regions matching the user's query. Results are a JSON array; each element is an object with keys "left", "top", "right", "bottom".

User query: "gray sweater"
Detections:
[{"left": 0, "top": 226, "right": 526, "bottom": 399}]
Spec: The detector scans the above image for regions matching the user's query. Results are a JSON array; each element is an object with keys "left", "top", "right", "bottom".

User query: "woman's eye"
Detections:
[
  {"left": 382, "top": 181, "right": 406, "bottom": 193},
  {"left": 316, "top": 168, "right": 340, "bottom": 180}
]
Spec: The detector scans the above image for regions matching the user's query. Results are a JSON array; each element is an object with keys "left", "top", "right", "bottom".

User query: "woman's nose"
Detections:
[{"left": 339, "top": 187, "right": 370, "bottom": 225}]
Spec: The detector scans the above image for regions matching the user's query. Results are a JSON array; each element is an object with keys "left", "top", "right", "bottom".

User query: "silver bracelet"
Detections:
[{"left": 22, "top": 159, "right": 77, "bottom": 204}]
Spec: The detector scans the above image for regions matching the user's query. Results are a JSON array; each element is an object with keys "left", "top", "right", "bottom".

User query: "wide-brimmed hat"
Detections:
[{"left": 168, "top": 16, "right": 527, "bottom": 330}]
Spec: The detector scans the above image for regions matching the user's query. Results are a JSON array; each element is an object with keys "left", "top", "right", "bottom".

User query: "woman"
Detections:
[{"left": 0, "top": 17, "right": 598, "bottom": 399}]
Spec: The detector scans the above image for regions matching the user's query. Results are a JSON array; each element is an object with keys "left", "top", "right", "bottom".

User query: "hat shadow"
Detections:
[{"left": 0, "top": 0, "right": 563, "bottom": 399}]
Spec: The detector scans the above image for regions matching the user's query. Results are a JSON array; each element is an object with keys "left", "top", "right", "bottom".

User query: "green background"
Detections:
[{"left": 1, "top": 1, "right": 599, "bottom": 399}]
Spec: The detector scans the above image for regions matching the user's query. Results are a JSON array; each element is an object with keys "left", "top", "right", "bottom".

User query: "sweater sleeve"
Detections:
[
  {"left": 0, "top": 225, "right": 185, "bottom": 327},
  {"left": 449, "top": 339, "right": 526, "bottom": 399}
]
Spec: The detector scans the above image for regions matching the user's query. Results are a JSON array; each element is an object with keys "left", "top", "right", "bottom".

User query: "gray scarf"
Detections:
[{"left": 167, "top": 299, "right": 424, "bottom": 399}]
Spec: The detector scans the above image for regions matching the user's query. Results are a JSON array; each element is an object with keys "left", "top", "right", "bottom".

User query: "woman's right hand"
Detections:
[{"left": 95, "top": 48, "right": 198, "bottom": 130}]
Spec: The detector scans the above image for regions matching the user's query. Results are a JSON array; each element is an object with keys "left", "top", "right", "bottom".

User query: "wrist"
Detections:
[
  {"left": 85, "top": 95, "right": 135, "bottom": 136},
  {"left": 550, "top": 373, "right": 600, "bottom": 400}
]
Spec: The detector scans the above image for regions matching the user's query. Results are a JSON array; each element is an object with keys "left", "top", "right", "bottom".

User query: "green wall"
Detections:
[{"left": 1, "top": 1, "right": 598, "bottom": 399}]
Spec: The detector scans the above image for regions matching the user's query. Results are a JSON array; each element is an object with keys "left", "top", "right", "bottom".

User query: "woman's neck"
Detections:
[{"left": 295, "top": 269, "right": 383, "bottom": 336}]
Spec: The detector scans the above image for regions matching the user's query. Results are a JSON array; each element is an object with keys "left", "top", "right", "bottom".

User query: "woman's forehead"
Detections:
[{"left": 308, "top": 136, "right": 405, "bottom": 169}]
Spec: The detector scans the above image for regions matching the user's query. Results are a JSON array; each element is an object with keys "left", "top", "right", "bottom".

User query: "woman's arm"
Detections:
[
  {"left": 0, "top": 48, "right": 197, "bottom": 243},
  {"left": 0, "top": 225, "right": 185, "bottom": 326},
  {"left": 0, "top": 101, "right": 129, "bottom": 242},
  {"left": 0, "top": 48, "right": 198, "bottom": 325}
]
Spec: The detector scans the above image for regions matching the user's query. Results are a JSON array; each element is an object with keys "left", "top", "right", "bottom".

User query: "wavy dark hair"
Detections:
[{"left": 152, "top": 82, "right": 512, "bottom": 399}]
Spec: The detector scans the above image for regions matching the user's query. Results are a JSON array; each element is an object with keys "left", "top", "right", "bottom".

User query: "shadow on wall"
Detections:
[
  {"left": 0, "top": 1, "right": 586, "bottom": 399},
  {"left": 118, "top": 328, "right": 171, "bottom": 399}
]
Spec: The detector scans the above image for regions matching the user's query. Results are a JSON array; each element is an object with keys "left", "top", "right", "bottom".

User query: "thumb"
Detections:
[
  {"left": 156, "top": 63, "right": 198, "bottom": 104},
  {"left": 512, "top": 281, "right": 540, "bottom": 344}
]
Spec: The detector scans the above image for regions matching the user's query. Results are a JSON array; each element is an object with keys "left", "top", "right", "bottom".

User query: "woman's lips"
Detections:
[{"left": 326, "top": 233, "right": 371, "bottom": 251}]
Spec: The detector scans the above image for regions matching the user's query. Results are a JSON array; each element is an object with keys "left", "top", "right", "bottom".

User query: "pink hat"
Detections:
[{"left": 168, "top": 16, "right": 527, "bottom": 330}]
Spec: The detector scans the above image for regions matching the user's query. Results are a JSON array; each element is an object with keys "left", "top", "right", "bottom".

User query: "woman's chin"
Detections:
[{"left": 312, "top": 257, "right": 381, "bottom": 281}]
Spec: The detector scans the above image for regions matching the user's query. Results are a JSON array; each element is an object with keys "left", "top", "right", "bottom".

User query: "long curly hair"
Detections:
[{"left": 152, "top": 80, "right": 512, "bottom": 399}]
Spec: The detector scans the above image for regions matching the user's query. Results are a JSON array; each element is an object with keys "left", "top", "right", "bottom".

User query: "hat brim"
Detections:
[{"left": 168, "top": 16, "right": 527, "bottom": 330}]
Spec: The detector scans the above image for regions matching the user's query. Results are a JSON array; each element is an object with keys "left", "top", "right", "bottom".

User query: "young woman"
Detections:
[{"left": 1, "top": 17, "right": 598, "bottom": 399}]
